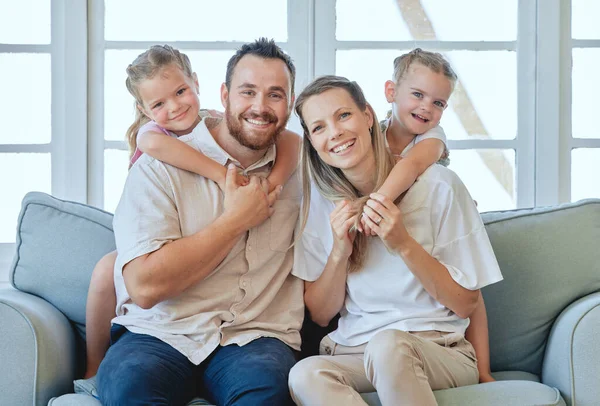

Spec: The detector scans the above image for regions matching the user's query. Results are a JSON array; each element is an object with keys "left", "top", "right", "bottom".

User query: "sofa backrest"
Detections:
[
  {"left": 10, "top": 192, "right": 116, "bottom": 335},
  {"left": 9, "top": 192, "right": 600, "bottom": 377},
  {"left": 481, "top": 199, "right": 600, "bottom": 376}
]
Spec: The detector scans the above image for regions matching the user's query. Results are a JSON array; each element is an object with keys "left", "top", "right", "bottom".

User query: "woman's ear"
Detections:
[
  {"left": 384, "top": 80, "right": 397, "bottom": 103},
  {"left": 365, "top": 104, "right": 374, "bottom": 129}
]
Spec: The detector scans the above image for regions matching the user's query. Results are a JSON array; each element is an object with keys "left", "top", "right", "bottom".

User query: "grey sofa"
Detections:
[{"left": 1, "top": 192, "right": 599, "bottom": 406}]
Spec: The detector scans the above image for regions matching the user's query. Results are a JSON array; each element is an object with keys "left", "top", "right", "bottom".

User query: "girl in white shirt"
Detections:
[{"left": 289, "top": 75, "right": 503, "bottom": 406}]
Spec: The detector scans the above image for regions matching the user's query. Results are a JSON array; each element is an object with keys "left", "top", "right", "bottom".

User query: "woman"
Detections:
[{"left": 289, "top": 76, "right": 503, "bottom": 406}]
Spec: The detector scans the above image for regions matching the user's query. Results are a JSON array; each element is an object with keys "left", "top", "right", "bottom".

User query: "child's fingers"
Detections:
[
  {"left": 361, "top": 217, "right": 373, "bottom": 236},
  {"left": 358, "top": 217, "right": 367, "bottom": 234},
  {"left": 225, "top": 163, "right": 239, "bottom": 191},
  {"left": 267, "top": 185, "right": 282, "bottom": 207},
  {"left": 260, "top": 177, "right": 270, "bottom": 195},
  {"left": 362, "top": 211, "right": 381, "bottom": 235}
]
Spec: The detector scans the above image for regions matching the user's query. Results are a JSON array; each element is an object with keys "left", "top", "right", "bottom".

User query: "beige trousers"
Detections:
[{"left": 289, "top": 329, "right": 479, "bottom": 406}]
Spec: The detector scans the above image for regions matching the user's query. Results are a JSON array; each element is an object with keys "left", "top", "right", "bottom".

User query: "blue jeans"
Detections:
[{"left": 97, "top": 325, "right": 297, "bottom": 406}]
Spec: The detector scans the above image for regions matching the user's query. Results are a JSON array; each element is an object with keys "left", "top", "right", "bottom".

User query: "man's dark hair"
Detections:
[{"left": 225, "top": 37, "right": 296, "bottom": 95}]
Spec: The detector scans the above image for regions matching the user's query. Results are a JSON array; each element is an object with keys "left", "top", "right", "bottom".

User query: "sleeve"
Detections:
[
  {"left": 113, "top": 161, "right": 183, "bottom": 276},
  {"left": 414, "top": 125, "right": 447, "bottom": 146},
  {"left": 292, "top": 191, "right": 334, "bottom": 282},
  {"left": 130, "top": 122, "right": 173, "bottom": 166},
  {"left": 292, "top": 229, "right": 329, "bottom": 282},
  {"left": 414, "top": 125, "right": 450, "bottom": 166},
  {"left": 137, "top": 121, "right": 170, "bottom": 138},
  {"left": 429, "top": 174, "right": 503, "bottom": 290}
]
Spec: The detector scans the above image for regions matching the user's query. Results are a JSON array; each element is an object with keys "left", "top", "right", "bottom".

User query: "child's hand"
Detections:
[
  {"left": 479, "top": 373, "right": 495, "bottom": 383},
  {"left": 266, "top": 175, "right": 282, "bottom": 195},
  {"left": 360, "top": 214, "right": 375, "bottom": 236},
  {"left": 217, "top": 172, "right": 248, "bottom": 191}
]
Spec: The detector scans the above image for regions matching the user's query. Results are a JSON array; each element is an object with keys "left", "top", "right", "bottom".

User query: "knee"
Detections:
[
  {"left": 365, "top": 330, "right": 415, "bottom": 367},
  {"left": 97, "top": 348, "right": 164, "bottom": 405},
  {"left": 257, "top": 365, "right": 294, "bottom": 405},
  {"left": 288, "top": 357, "right": 331, "bottom": 397},
  {"left": 90, "top": 251, "right": 117, "bottom": 294},
  {"left": 97, "top": 365, "right": 150, "bottom": 405}
]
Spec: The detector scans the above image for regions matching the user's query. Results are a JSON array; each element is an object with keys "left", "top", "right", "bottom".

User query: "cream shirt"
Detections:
[
  {"left": 112, "top": 120, "right": 304, "bottom": 364},
  {"left": 293, "top": 141, "right": 503, "bottom": 346}
]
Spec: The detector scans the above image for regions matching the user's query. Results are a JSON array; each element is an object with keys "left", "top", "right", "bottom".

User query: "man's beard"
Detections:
[{"left": 225, "top": 101, "right": 288, "bottom": 151}]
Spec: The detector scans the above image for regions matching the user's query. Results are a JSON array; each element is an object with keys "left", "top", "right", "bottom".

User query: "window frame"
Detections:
[
  {"left": 314, "top": 0, "right": 536, "bottom": 209},
  {"left": 1, "top": 0, "right": 597, "bottom": 279},
  {"left": 87, "top": 0, "right": 310, "bottom": 208}
]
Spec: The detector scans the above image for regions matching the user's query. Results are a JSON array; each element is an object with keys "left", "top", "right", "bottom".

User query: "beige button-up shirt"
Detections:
[{"left": 112, "top": 119, "right": 304, "bottom": 365}]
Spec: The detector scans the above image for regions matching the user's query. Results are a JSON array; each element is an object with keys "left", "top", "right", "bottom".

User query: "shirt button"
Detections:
[
  {"left": 242, "top": 282, "right": 247, "bottom": 287},
  {"left": 324, "top": 346, "right": 332, "bottom": 355}
]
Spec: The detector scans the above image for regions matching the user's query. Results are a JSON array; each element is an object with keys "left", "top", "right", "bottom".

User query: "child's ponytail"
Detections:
[{"left": 125, "top": 106, "right": 150, "bottom": 162}]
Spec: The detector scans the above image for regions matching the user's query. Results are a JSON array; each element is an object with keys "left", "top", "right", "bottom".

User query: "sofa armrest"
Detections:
[
  {"left": 542, "top": 292, "right": 600, "bottom": 406},
  {"left": 0, "top": 287, "right": 77, "bottom": 406}
]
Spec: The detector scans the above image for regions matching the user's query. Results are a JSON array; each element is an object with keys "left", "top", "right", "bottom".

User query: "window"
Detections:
[
  {"left": 91, "top": 0, "right": 310, "bottom": 212},
  {"left": 316, "top": 0, "right": 529, "bottom": 213},
  {"left": 0, "top": 1, "right": 52, "bottom": 245},
  {"left": 570, "top": 0, "right": 600, "bottom": 202},
  {"left": 0, "top": 0, "right": 86, "bottom": 275}
]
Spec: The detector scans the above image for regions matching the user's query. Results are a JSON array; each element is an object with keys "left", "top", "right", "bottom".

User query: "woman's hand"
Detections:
[
  {"left": 361, "top": 193, "right": 411, "bottom": 253},
  {"left": 330, "top": 200, "right": 358, "bottom": 261}
]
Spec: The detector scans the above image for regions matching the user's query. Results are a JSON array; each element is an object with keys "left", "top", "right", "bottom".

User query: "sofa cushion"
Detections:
[
  {"left": 480, "top": 199, "right": 600, "bottom": 376},
  {"left": 359, "top": 381, "right": 565, "bottom": 406},
  {"left": 10, "top": 192, "right": 116, "bottom": 328},
  {"left": 434, "top": 381, "right": 566, "bottom": 406}
]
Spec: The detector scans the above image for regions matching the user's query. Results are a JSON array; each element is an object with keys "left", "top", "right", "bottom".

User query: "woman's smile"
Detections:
[{"left": 330, "top": 139, "right": 356, "bottom": 155}]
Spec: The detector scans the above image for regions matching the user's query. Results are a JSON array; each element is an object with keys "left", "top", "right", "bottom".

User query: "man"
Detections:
[{"left": 97, "top": 38, "right": 304, "bottom": 406}]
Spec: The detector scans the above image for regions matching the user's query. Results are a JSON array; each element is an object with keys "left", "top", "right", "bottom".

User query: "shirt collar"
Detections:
[{"left": 180, "top": 119, "right": 277, "bottom": 172}]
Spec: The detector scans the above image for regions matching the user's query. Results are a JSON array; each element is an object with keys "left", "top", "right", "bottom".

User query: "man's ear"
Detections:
[
  {"left": 288, "top": 94, "right": 296, "bottom": 114},
  {"left": 220, "top": 83, "right": 228, "bottom": 109},
  {"left": 384, "top": 80, "right": 396, "bottom": 103}
]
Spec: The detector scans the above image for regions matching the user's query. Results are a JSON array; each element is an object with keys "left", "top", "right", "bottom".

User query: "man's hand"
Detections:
[{"left": 222, "top": 164, "right": 281, "bottom": 232}]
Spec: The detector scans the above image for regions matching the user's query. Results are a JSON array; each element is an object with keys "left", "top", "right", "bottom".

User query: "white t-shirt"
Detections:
[
  {"left": 293, "top": 162, "right": 503, "bottom": 347},
  {"left": 378, "top": 121, "right": 448, "bottom": 165}
]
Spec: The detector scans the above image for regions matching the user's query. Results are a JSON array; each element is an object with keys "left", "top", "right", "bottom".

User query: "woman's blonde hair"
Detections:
[
  {"left": 295, "top": 75, "right": 395, "bottom": 273},
  {"left": 124, "top": 45, "right": 195, "bottom": 160}
]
